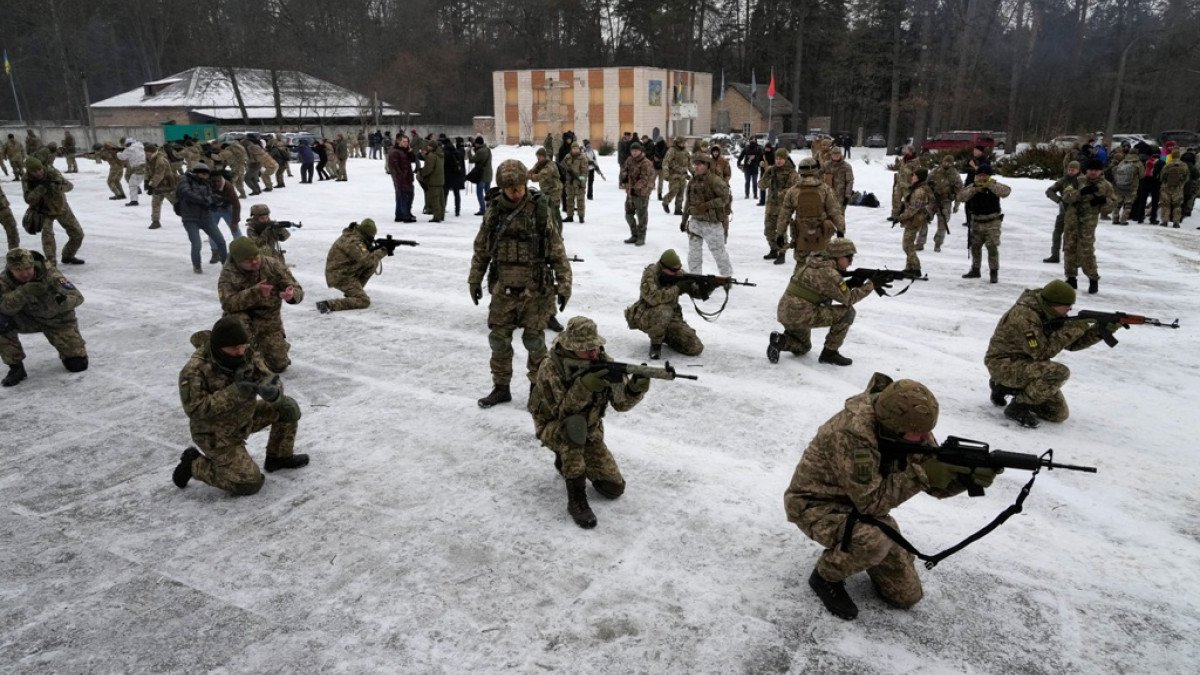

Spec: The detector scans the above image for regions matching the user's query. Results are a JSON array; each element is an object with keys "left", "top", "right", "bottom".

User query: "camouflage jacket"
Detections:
[
  {"left": 325, "top": 228, "right": 385, "bottom": 286},
  {"left": 91, "top": 145, "right": 124, "bottom": 168},
  {"left": 247, "top": 219, "right": 291, "bottom": 257},
  {"left": 178, "top": 330, "right": 276, "bottom": 442},
  {"left": 529, "top": 345, "right": 645, "bottom": 440},
  {"left": 562, "top": 154, "right": 589, "bottom": 184},
  {"left": 25, "top": 133, "right": 41, "bottom": 155},
  {"left": 958, "top": 179, "right": 1012, "bottom": 217},
  {"left": 219, "top": 143, "right": 247, "bottom": 169},
  {"left": 626, "top": 262, "right": 684, "bottom": 320},
  {"left": 1061, "top": 176, "right": 1116, "bottom": 222},
  {"left": 786, "top": 253, "right": 873, "bottom": 305},
  {"left": 778, "top": 177, "right": 845, "bottom": 251},
  {"left": 3, "top": 139, "right": 24, "bottom": 162},
  {"left": 683, "top": 171, "right": 731, "bottom": 223},
  {"left": 893, "top": 156, "right": 918, "bottom": 187},
  {"left": 623, "top": 155, "right": 656, "bottom": 198},
  {"left": 761, "top": 165, "right": 799, "bottom": 207},
  {"left": 335, "top": 138, "right": 349, "bottom": 161},
  {"left": 217, "top": 255, "right": 304, "bottom": 326},
  {"left": 784, "top": 372, "right": 960, "bottom": 523},
  {"left": 822, "top": 159, "right": 855, "bottom": 201},
  {"left": 0, "top": 256, "right": 83, "bottom": 327},
  {"left": 180, "top": 144, "right": 203, "bottom": 168},
  {"left": 1159, "top": 160, "right": 1189, "bottom": 192},
  {"left": 22, "top": 166, "right": 73, "bottom": 217},
  {"left": 898, "top": 182, "right": 935, "bottom": 229},
  {"left": 712, "top": 156, "right": 732, "bottom": 183},
  {"left": 984, "top": 289, "right": 1104, "bottom": 369},
  {"left": 147, "top": 151, "right": 178, "bottom": 194},
  {"left": 62, "top": 134, "right": 76, "bottom": 153},
  {"left": 929, "top": 165, "right": 963, "bottom": 202},
  {"left": 1111, "top": 156, "right": 1142, "bottom": 194},
  {"left": 664, "top": 145, "right": 691, "bottom": 178},
  {"left": 468, "top": 189, "right": 571, "bottom": 296},
  {"left": 530, "top": 158, "right": 563, "bottom": 195},
  {"left": 1044, "top": 173, "right": 1081, "bottom": 204}
]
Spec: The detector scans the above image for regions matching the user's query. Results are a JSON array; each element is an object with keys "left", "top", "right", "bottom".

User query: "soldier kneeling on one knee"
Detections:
[
  {"left": 624, "top": 249, "right": 705, "bottom": 360},
  {"left": 316, "top": 219, "right": 386, "bottom": 314},
  {"left": 0, "top": 247, "right": 87, "bottom": 386}
]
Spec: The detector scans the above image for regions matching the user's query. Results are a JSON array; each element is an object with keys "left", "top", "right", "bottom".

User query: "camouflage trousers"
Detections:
[
  {"left": 39, "top": 207, "right": 85, "bottom": 262},
  {"left": 627, "top": 302, "right": 703, "bottom": 355},
  {"left": 1160, "top": 188, "right": 1185, "bottom": 225},
  {"left": 151, "top": 191, "right": 177, "bottom": 223},
  {"left": 190, "top": 400, "right": 298, "bottom": 496},
  {"left": 932, "top": 200, "right": 953, "bottom": 248},
  {"left": 0, "top": 315, "right": 87, "bottom": 366},
  {"left": 325, "top": 271, "right": 373, "bottom": 311},
  {"left": 624, "top": 195, "right": 648, "bottom": 242},
  {"left": 902, "top": 223, "right": 923, "bottom": 271},
  {"left": 663, "top": 175, "right": 686, "bottom": 212},
  {"left": 230, "top": 164, "right": 248, "bottom": 198},
  {"left": 777, "top": 294, "right": 856, "bottom": 353},
  {"left": 543, "top": 189, "right": 562, "bottom": 232},
  {"left": 891, "top": 183, "right": 909, "bottom": 220},
  {"left": 987, "top": 358, "right": 1070, "bottom": 422},
  {"left": 788, "top": 501, "right": 923, "bottom": 608},
  {"left": 228, "top": 312, "right": 292, "bottom": 373},
  {"left": 1113, "top": 190, "right": 1136, "bottom": 224},
  {"left": 1064, "top": 215, "right": 1099, "bottom": 280},
  {"left": 2, "top": 204, "right": 18, "bottom": 250},
  {"left": 1184, "top": 186, "right": 1197, "bottom": 217},
  {"left": 968, "top": 217, "right": 1002, "bottom": 272},
  {"left": 274, "top": 163, "right": 287, "bottom": 188},
  {"left": 486, "top": 290, "right": 554, "bottom": 386},
  {"left": 65, "top": 154, "right": 78, "bottom": 173},
  {"left": 764, "top": 203, "right": 784, "bottom": 253},
  {"left": 538, "top": 419, "right": 624, "bottom": 485},
  {"left": 565, "top": 182, "right": 585, "bottom": 219},
  {"left": 106, "top": 164, "right": 125, "bottom": 197}
]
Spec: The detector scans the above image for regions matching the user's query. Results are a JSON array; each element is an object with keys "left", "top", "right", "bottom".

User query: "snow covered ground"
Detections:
[{"left": 2, "top": 146, "right": 1198, "bottom": 673}]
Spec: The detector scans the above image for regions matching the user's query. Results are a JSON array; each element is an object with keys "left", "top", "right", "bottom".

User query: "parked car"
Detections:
[
  {"left": 774, "top": 133, "right": 803, "bottom": 150},
  {"left": 1159, "top": 130, "right": 1200, "bottom": 149},
  {"left": 1112, "top": 133, "right": 1155, "bottom": 148},
  {"left": 216, "top": 130, "right": 250, "bottom": 144},
  {"left": 284, "top": 131, "right": 320, "bottom": 160},
  {"left": 865, "top": 133, "right": 887, "bottom": 148},
  {"left": 1047, "top": 135, "right": 1081, "bottom": 150},
  {"left": 989, "top": 132, "right": 1008, "bottom": 151},
  {"left": 920, "top": 130, "right": 996, "bottom": 153}
]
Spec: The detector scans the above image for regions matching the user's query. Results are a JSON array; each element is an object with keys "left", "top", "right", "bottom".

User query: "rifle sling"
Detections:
[
  {"left": 839, "top": 460, "right": 1043, "bottom": 570},
  {"left": 690, "top": 285, "right": 730, "bottom": 322},
  {"left": 875, "top": 278, "right": 919, "bottom": 298}
]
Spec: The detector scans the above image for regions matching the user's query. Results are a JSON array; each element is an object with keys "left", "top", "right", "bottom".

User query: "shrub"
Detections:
[
  {"left": 994, "top": 146, "right": 1070, "bottom": 179},
  {"left": 597, "top": 139, "right": 615, "bottom": 156}
]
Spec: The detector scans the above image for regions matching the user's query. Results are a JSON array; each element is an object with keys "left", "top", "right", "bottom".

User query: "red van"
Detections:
[{"left": 921, "top": 131, "right": 996, "bottom": 153}]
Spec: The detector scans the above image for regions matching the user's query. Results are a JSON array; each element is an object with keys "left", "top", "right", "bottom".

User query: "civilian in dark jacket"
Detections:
[
  {"left": 467, "top": 136, "right": 493, "bottom": 216},
  {"left": 1132, "top": 154, "right": 1163, "bottom": 224},
  {"left": 442, "top": 137, "right": 466, "bottom": 217},
  {"left": 297, "top": 140, "right": 315, "bottom": 183},
  {"left": 653, "top": 137, "right": 668, "bottom": 198},
  {"left": 388, "top": 136, "right": 418, "bottom": 222},
  {"left": 315, "top": 141, "right": 330, "bottom": 180},
  {"left": 737, "top": 140, "right": 764, "bottom": 200},
  {"left": 174, "top": 163, "right": 227, "bottom": 273}
]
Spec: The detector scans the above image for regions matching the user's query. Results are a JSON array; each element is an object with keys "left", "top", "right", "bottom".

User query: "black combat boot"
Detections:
[
  {"left": 819, "top": 348, "right": 852, "bottom": 366},
  {"left": 315, "top": 301, "right": 331, "bottom": 314},
  {"left": 662, "top": 201, "right": 670, "bottom": 214},
  {"left": 149, "top": 221, "right": 162, "bottom": 230},
  {"left": 477, "top": 384, "right": 512, "bottom": 408},
  {"left": 2, "top": 362, "right": 27, "bottom": 387},
  {"left": 774, "top": 251, "right": 787, "bottom": 265},
  {"left": 989, "top": 379, "right": 1012, "bottom": 407},
  {"left": 767, "top": 332, "right": 783, "bottom": 364},
  {"left": 553, "top": 453, "right": 563, "bottom": 476},
  {"left": 1043, "top": 255, "right": 1060, "bottom": 264},
  {"left": 547, "top": 315, "right": 564, "bottom": 332},
  {"left": 989, "top": 270, "right": 998, "bottom": 284},
  {"left": 648, "top": 343, "right": 662, "bottom": 360},
  {"left": 62, "top": 356, "right": 88, "bottom": 372},
  {"left": 1088, "top": 278, "right": 1099, "bottom": 294},
  {"left": 1066, "top": 276, "right": 1077, "bottom": 289},
  {"left": 624, "top": 236, "right": 637, "bottom": 244},
  {"left": 563, "top": 215, "right": 574, "bottom": 223},
  {"left": 62, "top": 256, "right": 85, "bottom": 265},
  {"left": 1004, "top": 401, "right": 1040, "bottom": 428},
  {"left": 673, "top": 208, "right": 684, "bottom": 216},
  {"left": 173, "top": 447, "right": 201, "bottom": 488},
  {"left": 264, "top": 454, "right": 310, "bottom": 472},
  {"left": 809, "top": 568, "right": 858, "bottom": 620},
  {"left": 763, "top": 250, "right": 778, "bottom": 260},
  {"left": 962, "top": 269, "right": 981, "bottom": 279},
  {"left": 566, "top": 476, "right": 597, "bottom": 529}
]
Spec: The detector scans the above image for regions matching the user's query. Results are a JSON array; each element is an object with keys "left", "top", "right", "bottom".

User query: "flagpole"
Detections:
[{"left": 4, "top": 51, "right": 22, "bottom": 124}]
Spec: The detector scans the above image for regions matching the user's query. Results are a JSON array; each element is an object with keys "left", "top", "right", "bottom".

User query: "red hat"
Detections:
[{"left": 1166, "top": 140, "right": 1178, "bottom": 149}]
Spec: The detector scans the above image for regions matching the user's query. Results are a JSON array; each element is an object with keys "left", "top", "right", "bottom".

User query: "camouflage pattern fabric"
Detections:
[
  {"left": 623, "top": 155, "right": 657, "bottom": 242},
  {"left": 661, "top": 142, "right": 691, "bottom": 211},
  {"left": 562, "top": 153, "right": 589, "bottom": 219},
  {"left": 1111, "top": 155, "right": 1142, "bottom": 224},
  {"left": 958, "top": 179, "right": 1012, "bottom": 273},
  {"left": 776, "top": 253, "right": 872, "bottom": 353},
  {"left": 1060, "top": 177, "right": 1115, "bottom": 280},
  {"left": 147, "top": 150, "right": 179, "bottom": 222},
  {"left": 890, "top": 157, "right": 918, "bottom": 219},
  {"left": 821, "top": 159, "right": 854, "bottom": 212},
  {"left": 761, "top": 164, "right": 799, "bottom": 254},
  {"left": 777, "top": 177, "right": 845, "bottom": 260},
  {"left": 323, "top": 228, "right": 386, "bottom": 311},
  {"left": 1044, "top": 173, "right": 1081, "bottom": 259},
  {"left": 0, "top": 255, "right": 86, "bottom": 365},
  {"left": 0, "top": 183, "right": 18, "bottom": 249},
  {"left": 217, "top": 255, "right": 304, "bottom": 373},
  {"left": 1159, "top": 161, "right": 1188, "bottom": 225},
  {"left": 898, "top": 182, "right": 934, "bottom": 271},
  {"left": 529, "top": 158, "right": 562, "bottom": 230},
  {"left": 623, "top": 262, "right": 703, "bottom": 355},
  {"left": 4, "top": 139, "right": 26, "bottom": 180},
  {"left": 247, "top": 219, "right": 291, "bottom": 262},
  {"left": 22, "top": 166, "right": 84, "bottom": 262},
  {"left": 219, "top": 144, "right": 249, "bottom": 198}
]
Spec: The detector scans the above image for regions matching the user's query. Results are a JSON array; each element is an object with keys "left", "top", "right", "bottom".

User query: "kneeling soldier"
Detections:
[
  {"left": 218, "top": 237, "right": 304, "bottom": 373},
  {"left": 316, "top": 219, "right": 386, "bottom": 313},
  {"left": 624, "top": 249, "right": 704, "bottom": 360},
  {"left": 173, "top": 317, "right": 307, "bottom": 495},
  {"left": 0, "top": 247, "right": 87, "bottom": 386},
  {"left": 529, "top": 316, "right": 650, "bottom": 528}
]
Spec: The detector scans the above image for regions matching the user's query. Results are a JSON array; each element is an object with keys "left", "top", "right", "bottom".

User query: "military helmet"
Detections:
[
  {"left": 6, "top": 247, "right": 34, "bottom": 270},
  {"left": 535, "top": 147, "right": 547, "bottom": 157},
  {"left": 824, "top": 238, "right": 857, "bottom": 259},
  {"left": 796, "top": 157, "right": 819, "bottom": 174},
  {"left": 144, "top": 142, "right": 158, "bottom": 152},
  {"left": 557, "top": 316, "right": 607, "bottom": 351},
  {"left": 692, "top": 153, "right": 713, "bottom": 167},
  {"left": 250, "top": 204, "right": 271, "bottom": 217},
  {"left": 874, "top": 379, "right": 940, "bottom": 435},
  {"left": 674, "top": 136, "right": 685, "bottom": 148},
  {"left": 495, "top": 159, "right": 528, "bottom": 189}
]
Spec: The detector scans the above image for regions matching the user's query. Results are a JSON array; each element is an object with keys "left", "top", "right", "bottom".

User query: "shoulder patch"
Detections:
[
  {"left": 852, "top": 448, "right": 875, "bottom": 484},
  {"left": 59, "top": 280, "right": 75, "bottom": 291},
  {"left": 839, "top": 281, "right": 849, "bottom": 293},
  {"left": 1024, "top": 330, "right": 1039, "bottom": 350}
]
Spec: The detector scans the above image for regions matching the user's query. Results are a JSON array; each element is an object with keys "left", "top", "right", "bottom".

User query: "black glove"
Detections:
[
  {"left": 255, "top": 381, "right": 281, "bottom": 402},
  {"left": 469, "top": 282, "right": 482, "bottom": 305},
  {"left": 1090, "top": 196, "right": 1106, "bottom": 207},
  {"left": 835, "top": 230, "right": 845, "bottom": 238},
  {"left": 844, "top": 274, "right": 867, "bottom": 289},
  {"left": 557, "top": 294, "right": 569, "bottom": 312},
  {"left": 234, "top": 381, "right": 257, "bottom": 398},
  {"left": 775, "top": 234, "right": 786, "bottom": 249},
  {"left": 1079, "top": 184, "right": 1099, "bottom": 196},
  {"left": 675, "top": 277, "right": 697, "bottom": 297}
]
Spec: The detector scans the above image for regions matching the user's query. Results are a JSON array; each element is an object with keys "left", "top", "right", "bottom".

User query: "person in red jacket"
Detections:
[{"left": 388, "top": 135, "right": 417, "bottom": 223}]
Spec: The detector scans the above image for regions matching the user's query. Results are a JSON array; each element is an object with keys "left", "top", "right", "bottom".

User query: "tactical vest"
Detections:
[
  {"left": 967, "top": 189, "right": 1001, "bottom": 217},
  {"left": 794, "top": 185, "right": 824, "bottom": 220},
  {"left": 488, "top": 193, "right": 549, "bottom": 291},
  {"left": 1113, "top": 163, "right": 1139, "bottom": 191},
  {"left": 1162, "top": 162, "right": 1187, "bottom": 189}
]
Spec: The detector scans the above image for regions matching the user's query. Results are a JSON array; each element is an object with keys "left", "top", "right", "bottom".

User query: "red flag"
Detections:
[{"left": 767, "top": 69, "right": 776, "bottom": 100}]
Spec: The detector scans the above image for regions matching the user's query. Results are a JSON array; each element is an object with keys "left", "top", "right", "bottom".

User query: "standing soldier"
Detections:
[
  {"left": 219, "top": 141, "right": 249, "bottom": 198},
  {"left": 145, "top": 143, "right": 178, "bottom": 230},
  {"left": 822, "top": 146, "right": 855, "bottom": 214},
  {"left": 1183, "top": 151, "right": 1200, "bottom": 222},
  {"left": 1158, "top": 147, "right": 1189, "bottom": 229},
  {"left": 24, "top": 129, "right": 41, "bottom": 156},
  {"left": 785, "top": 373, "right": 991, "bottom": 620},
  {"left": 244, "top": 204, "right": 294, "bottom": 263},
  {"left": 62, "top": 130, "right": 78, "bottom": 173},
  {"left": 985, "top": 280, "right": 1108, "bottom": 428},
  {"left": 334, "top": 133, "right": 349, "bottom": 181},
  {"left": 768, "top": 238, "right": 875, "bottom": 367},
  {"left": 21, "top": 158, "right": 85, "bottom": 265},
  {"left": 217, "top": 237, "right": 304, "bottom": 374},
  {"left": 0, "top": 247, "right": 88, "bottom": 386},
  {"left": 661, "top": 136, "right": 690, "bottom": 215},
  {"left": 33, "top": 142, "right": 59, "bottom": 170},
  {"left": 91, "top": 142, "right": 127, "bottom": 200},
  {"left": 1059, "top": 159, "right": 1115, "bottom": 294},
  {"left": 897, "top": 168, "right": 935, "bottom": 275},
  {"left": 240, "top": 137, "right": 265, "bottom": 195},
  {"left": 761, "top": 149, "right": 799, "bottom": 263},
  {"left": 180, "top": 139, "right": 203, "bottom": 170},
  {"left": 710, "top": 145, "right": 732, "bottom": 183},
  {"left": 117, "top": 139, "right": 146, "bottom": 206},
  {"left": 624, "top": 249, "right": 705, "bottom": 360},
  {"left": 777, "top": 157, "right": 845, "bottom": 263},
  {"left": 528, "top": 316, "right": 651, "bottom": 529},
  {"left": 928, "top": 154, "right": 962, "bottom": 252},
  {"left": 418, "top": 139, "right": 445, "bottom": 222},
  {"left": 4, "top": 134, "right": 26, "bottom": 181},
  {"left": 889, "top": 146, "right": 919, "bottom": 222},
  {"left": 1, "top": 183, "right": 19, "bottom": 250},
  {"left": 562, "top": 143, "right": 589, "bottom": 223},
  {"left": 623, "top": 142, "right": 656, "bottom": 246},
  {"left": 269, "top": 137, "right": 290, "bottom": 188},
  {"left": 958, "top": 165, "right": 1010, "bottom": 283},
  {"left": 468, "top": 159, "right": 572, "bottom": 408},
  {"left": 172, "top": 316, "right": 307, "bottom": 496},
  {"left": 1043, "top": 161, "right": 1082, "bottom": 263},
  {"left": 681, "top": 154, "right": 733, "bottom": 276},
  {"left": 529, "top": 147, "right": 564, "bottom": 231},
  {"left": 315, "top": 219, "right": 387, "bottom": 314}
]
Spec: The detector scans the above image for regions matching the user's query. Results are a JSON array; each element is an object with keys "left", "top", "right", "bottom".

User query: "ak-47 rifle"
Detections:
[
  {"left": 371, "top": 234, "right": 420, "bottom": 256},
  {"left": 663, "top": 273, "right": 756, "bottom": 322},
  {"left": 567, "top": 255, "right": 585, "bottom": 263},
  {"left": 270, "top": 220, "right": 302, "bottom": 229},
  {"left": 842, "top": 267, "right": 928, "bottom": 296},
  {"left": 1058, "top": 310, "right": 1180, "bottom": 347}
]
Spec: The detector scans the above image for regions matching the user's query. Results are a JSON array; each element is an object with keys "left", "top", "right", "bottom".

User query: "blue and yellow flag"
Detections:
[{"left": 3, "top": 50, "right": 10, "bottom": 77}]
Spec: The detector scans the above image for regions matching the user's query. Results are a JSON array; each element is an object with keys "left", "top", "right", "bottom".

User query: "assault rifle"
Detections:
[
  {"left": 664, "top": 273, "right": 756, "bottom": 321},
  {"left": 1059, "top": 310, "right": 1180, "bottom": 347},
  {"left": 842, "top": 267, "right": 928, "bottom": 296},
  {"left": 926, "top": 436, "right": 1096, "bottom": 497},
  {"left": 568, "top": 255, "right": 585, "bottom": 263},
  {"left": 371, "top": 234, "right": 420, "bottom": 256},
  {"left": 588, "top": 159, "right": 607, "bottom": 181},
  {"left": 580, "top": 359, "right": 699, "bottom": 382},
  {"left": 271, "top": 220, "right": 302, "bottom": 229}
]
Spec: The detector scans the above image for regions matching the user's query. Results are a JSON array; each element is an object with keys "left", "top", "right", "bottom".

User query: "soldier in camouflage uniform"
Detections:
[
  {"left": 529, "top": 147, "right": 563, "bottom": 231},
  {"left": 217, "top": 237, "right": 304, "bottom": 374},
  {"left": 927, "top": 154, "right": 962, "bottom": 253},
  {"left": 682, "top": 154, "right": 733, "bottom": 276},
  {"left": 761, "top": 149, "right": 799, "bottom": 263},
  {"left": 985, "top": 280, "right": 1109, "bottom": 428},
  {"left": 180, "top": 139, "right": 203, "bottom": 171},
  {"left": 315, "top": 219, "right": 387, "bottom": 313},
  {"left": 661, "top": 137, "right": 690, "bottom": 215},
  {"left": 1110, "top": 153, "right": 1142, "bottom": 226},
  {"left": 33, "top": 142, "right": 59, "bottom": 170},
  {"left": 4, "top": 134, "right": 26, "bottom": 181},
  {"left": 145, "top": 143, "right": 178, "bottom": 230},
  {"left": 21, "top": 158, "right": 85, "bottom": 265},
  {"left": 777, "top": 157, "right": 845, "bottom": 263},
  {"left": 562, "top": 143, "right": 589, "bottom": 223},
  {"left": 62, "top": 131, "right": 78, "bottom": 173},
  {"left": 785, "top": 373, "right": 993, "bottom": 620},
  {"left": 81, "top": 142, "right": 127, "bottom": 200},
  {"left": 1059, "top": 159, "right": 1115, "bottom": 294},
  {"left": 219, "top": 142, "right": 249, "bottom": 198},
  {"left": 244, "top": 204, "right": 293, "bottom": 263},
  {"left": 468, "top": 159, "right": 572, "bottom": 408},
  {"left": 0, "top": 182, "right": 19, "bottom": 250},
  {"left": 418, "top": 140, "right": 445, "bottom": 222},
  {"left": 958, "top": 165, "right": 1011, "bottom": 283},
  {"left": 1158, "top": 148, "right": 1189, "bottom": 228},
  {"left": 624, "top": 249, "right": 704, "bottom": 360},
  {"left": 25, "top": 129, "right": 41, "bottom": 156},
  {"left": 1043, "top": 161, "right": 1082, "bottom": 263},
  {"left": 897, "top": 169, "right": 935, "bottom": 274},
  {"left": 0, "top": 247, "right": 88, "bottom": 386},
  {"left": 889, "top": 147, "right": 919, "bottom": 220},
  {"left": 172, "top": 316, "right": 307, "bottom": 496},
  {"left": 623, "top": 142, "right": 656, "bottom": 245},
  {"left": 769, "top": 238, "right": 874, "bottom": 367},
  {"left": 822, "top": 147, "right": 854, "bottom": 215},
  {"left": 528, "top": 316, "right": 651, "bottom": 529},
  {"left": 1182, "top": 151, "right": 1200, "bottom": 221}
]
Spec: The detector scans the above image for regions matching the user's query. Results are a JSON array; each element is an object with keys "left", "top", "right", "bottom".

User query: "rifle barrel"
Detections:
[{"left": 1046, "top": 460, "right": 1098, "bottom": 473}]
